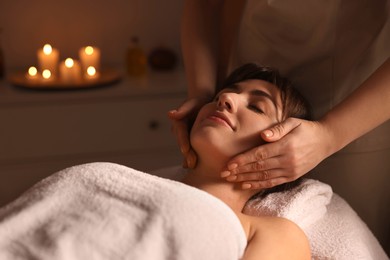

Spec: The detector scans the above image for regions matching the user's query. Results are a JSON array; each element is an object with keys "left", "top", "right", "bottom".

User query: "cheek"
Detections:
[
  {"left": 190, "top": 106, "right": 209, "bottom": 138},
  {"left": 190, "top": 106, "right": 211, "bottom": 149},
  {"left": 235, "top": 131, "right": 263, "bottom": 152},
  {"left": 190, "top": 122, "right": 219, "bottom": 152},
  {"left": 236, "top": 116, "right": 271, "bottom": 148}
]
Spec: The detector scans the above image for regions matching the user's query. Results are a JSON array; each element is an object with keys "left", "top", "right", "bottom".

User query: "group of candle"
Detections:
[{"left": 26, "top": 44, "right": 101, "bottom": 82}]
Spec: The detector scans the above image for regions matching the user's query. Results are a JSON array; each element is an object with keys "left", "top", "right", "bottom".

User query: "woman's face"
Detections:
[{"left": 191, "top": 79, "right": 283, "bottom": 161}]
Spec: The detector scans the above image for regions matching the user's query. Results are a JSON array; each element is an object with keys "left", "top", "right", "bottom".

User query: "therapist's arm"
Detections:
[
  {"left": 224, "top": 58, "right": 390, "bottom": 189},
  {"left": 181, "top": 0, "right": 222, "bottom": 99},
  {"left": 319, "top": 58, "right": 390, "bottom": 153},
  {"left": 169, "top": 0, "right": 224, "bottom": 167}
]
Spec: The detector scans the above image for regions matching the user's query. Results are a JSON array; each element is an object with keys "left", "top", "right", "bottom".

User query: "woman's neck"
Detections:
[{"left": 182, "top": 162, "right": 259, "bottom": 213}]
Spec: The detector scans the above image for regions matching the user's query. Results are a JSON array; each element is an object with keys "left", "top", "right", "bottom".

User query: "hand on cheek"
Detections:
[{"left": 220, "top": 118, "right": 330, "bottom": 189}]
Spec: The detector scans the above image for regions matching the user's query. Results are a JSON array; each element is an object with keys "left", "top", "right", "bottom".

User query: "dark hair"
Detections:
[
  {"left": 218, "top": 63, "right": 311, "bottom": 197},
  {"left": 218, "top": 63, "right": 312, "bottom": 121}
]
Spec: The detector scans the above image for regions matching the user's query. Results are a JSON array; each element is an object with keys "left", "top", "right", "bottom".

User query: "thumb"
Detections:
[
  {"left": 168, "top": 99, "right": 200, "bottom": 120},
  {"left": 261, "top": 118, "right": 301, "bottom": 142}
]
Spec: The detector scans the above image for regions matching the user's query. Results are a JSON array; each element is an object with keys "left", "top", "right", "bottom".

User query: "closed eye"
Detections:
[{"left": 248, "top": 104, "right": 264, "bottom": 114}]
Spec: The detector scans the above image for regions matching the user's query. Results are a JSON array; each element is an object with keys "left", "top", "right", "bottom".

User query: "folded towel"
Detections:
[
  {"left": 0, "top": 163, "right": 246, "bottom": 260},
  {"left": 244, "top": 179, "right": 332, "bottom": 230}
]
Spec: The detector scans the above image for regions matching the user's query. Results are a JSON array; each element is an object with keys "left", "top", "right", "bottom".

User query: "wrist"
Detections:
[{"left": 318, "top": 115, "right": 348, "bottom": 156}]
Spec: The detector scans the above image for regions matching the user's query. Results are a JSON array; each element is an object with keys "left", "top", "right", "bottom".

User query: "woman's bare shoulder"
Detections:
[{"left": 238, "top": 213, "right": 311, "bottom": 260}]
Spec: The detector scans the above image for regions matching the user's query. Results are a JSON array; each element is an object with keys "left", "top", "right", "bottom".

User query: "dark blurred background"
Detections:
[
  {"left": 0, "top": 0, "right": 186, "bottom": 206},
  {"left": 0, "top": 0, "right": 183, "bottom": 72}
]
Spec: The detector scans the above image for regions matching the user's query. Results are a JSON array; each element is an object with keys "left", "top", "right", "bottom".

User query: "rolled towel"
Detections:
[{"left": 243, "top": 179, "right": 332, "bottom": 230}]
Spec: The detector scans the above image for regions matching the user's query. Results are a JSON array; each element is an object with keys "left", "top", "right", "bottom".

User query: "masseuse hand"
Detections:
[
  {"left": 168, "top": 97, "right": 210, "bottom": 168},
  {"left": 221, "top": 118, "right": 332, "bottom": 189}
]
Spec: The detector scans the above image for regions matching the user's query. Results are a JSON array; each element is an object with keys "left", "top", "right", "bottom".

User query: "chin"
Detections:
[{"left": 190, "top": 133, "right": 238, "bottom": 168}]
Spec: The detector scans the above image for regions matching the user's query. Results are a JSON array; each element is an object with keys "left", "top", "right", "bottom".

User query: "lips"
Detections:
[{"left": 207, "top": 112, "right": 235, "bottom": 130}]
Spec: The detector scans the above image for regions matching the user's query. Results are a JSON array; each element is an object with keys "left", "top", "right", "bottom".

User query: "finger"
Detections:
[
  {"left": 171, "top": 119, "right": 191, "bottom": 154},
  {"left": 261, "top": 117, "right": 302, "bottom": 142},
  {"left": 185, "top": 149, "right": 198, "bottom": 169},
  {"left": 241, "top": 177, "right": 290, "bottom": 190},
  {"left": 227, "top": 143, "right": 281, "bottom": 170},
  {"left": 182, "top": 157, "right": 188, "bottom": 168},
  {"left": 177, "top": 122, "right": 191, "bottom": 154},
  {"left": 168, "top": 99, "right": 200, "bottom": 120},
  {"left": 228, "top": 157, "right": 284, "bottom": 176},
  {"left": 225, "top": 169, "right": 284, "bottom": 183},
  {"left": 168, "top": 109, "right": 180, "bottom": 119},
  {"left": 224, "top": 167, "right": 286, "bottom": 183}
]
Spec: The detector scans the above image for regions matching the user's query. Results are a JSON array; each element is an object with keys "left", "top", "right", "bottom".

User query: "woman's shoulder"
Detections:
[{"left": 238, "top": 213, "right": 311, "bottom": 260}]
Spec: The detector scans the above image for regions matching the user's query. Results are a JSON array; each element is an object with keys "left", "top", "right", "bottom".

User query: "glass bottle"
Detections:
[{"left": 126, "top": 36, "right": 147, "bottom": 77}]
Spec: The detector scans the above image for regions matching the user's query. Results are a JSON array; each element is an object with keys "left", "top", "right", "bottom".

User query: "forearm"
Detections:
[
  {"left": 320, "top": 58, "right": 390, "bottom": 154},
  {"left": 181, "top": 0, "right": 223, "bottom": 99}
]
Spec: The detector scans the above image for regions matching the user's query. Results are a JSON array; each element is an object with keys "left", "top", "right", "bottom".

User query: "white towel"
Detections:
[
  {"left": 0, "top": 163, "right": 247, "bottom": 260},
  {"left": 307, "top": 194, "right": 388, "bottom": 260},
  {"left": 244, "top": 179, "right": 332, "bottom": 230},
  {"left": 154, "top": 166, "right": 389, "bottom": 260},
  {"left": 244, "top": 179, "right": 388, "bottom": 260}
]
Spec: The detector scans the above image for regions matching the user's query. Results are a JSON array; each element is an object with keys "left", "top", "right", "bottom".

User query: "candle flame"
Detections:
[
  {"left": 65, "top": 58, "right": 74, "bottom": 68},
  {"left": 42, "top": 69, "right": 52, "bottom": 79},
  {"left": 87, "top": 66, "right": 96, "bottom": 76},
  {"left": 43, "top": 44, "right": 53, "bottom": 55},
  {"left": 28, "top": 66, "right": 38, "bottom": 76},
  {"left": 85, "top": 46, "right": 94, "bottom": 55}
]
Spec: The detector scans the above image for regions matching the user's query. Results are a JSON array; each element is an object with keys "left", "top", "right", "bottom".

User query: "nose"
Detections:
[{"left": 217, "top": 93, "right": 237, "bottom": 113}]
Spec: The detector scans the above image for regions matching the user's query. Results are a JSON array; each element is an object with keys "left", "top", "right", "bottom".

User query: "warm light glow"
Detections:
[
  {"left": 86, "top": 66, "right": 96, "bottom": 76},
  {"left": 42, "top": 69, "right": 52, "bottom": 79},
  {"left": 43, "top": 44, "right": 53, "bottom": 55},
  {"left": 65, "top": 58, "right": 74, "bottom": 68},
  {"left": 28, "top": 66, "right": 38, "bottom": 76},
  {"left": 85, "top": 46, "right": 94, "bottom": 55}
]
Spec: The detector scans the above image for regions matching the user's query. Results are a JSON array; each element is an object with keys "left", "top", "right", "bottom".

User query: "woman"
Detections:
[
  {"left": 182, "top": 63, "right": 311, "bottom": 259},
  {"left": 170, "top": 0, "right": 390, "bottom": 251},
  {"left": 0, "top": 64, "right": 311, "bottom": 259}
]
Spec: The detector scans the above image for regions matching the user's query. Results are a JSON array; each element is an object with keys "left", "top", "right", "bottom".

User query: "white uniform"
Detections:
[{"left": 236, "top": 0, "right": 390, "bottom": 251}]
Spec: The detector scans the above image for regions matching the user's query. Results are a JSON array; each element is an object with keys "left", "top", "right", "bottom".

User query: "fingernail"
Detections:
[
  {"left": 181, "top": 144, "right": 190, "bottom": 154},
  {"left": 227, "top": 175, "right": 237, "bottom": 181},
  {"left": 220, "top": 171, "right": 231, "bottom": 178},
  {"left": 169, "top": 110, "right": 177, "bottom": 114},
  {"left": 228, "top": 163, "right": 238, "bottom": 170},
  {"left": 263, "top": 130, "right": 273, "bottom": 138},
  {"left": 242, "top": 183, "right": 252, "bottom": 189}
]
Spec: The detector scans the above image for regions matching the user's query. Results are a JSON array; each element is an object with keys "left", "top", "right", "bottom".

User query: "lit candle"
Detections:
[
  {"left": 42, "top": 69, "right": 53, "bottom": 81},
  {"left": 85, "top": 65, "right": 99, "bottom": 80},
  {"left": 37, "top": 44, "right": 59, "bottom": 77},
  {"left": 79, "top": 46, "right": 101, "bottom": 75},
  {"left": 26, "top": 66, "right": 39, "bottom": 81},
  {"left": 60, "top": 58, "right": 81, "bottom": 82}
]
